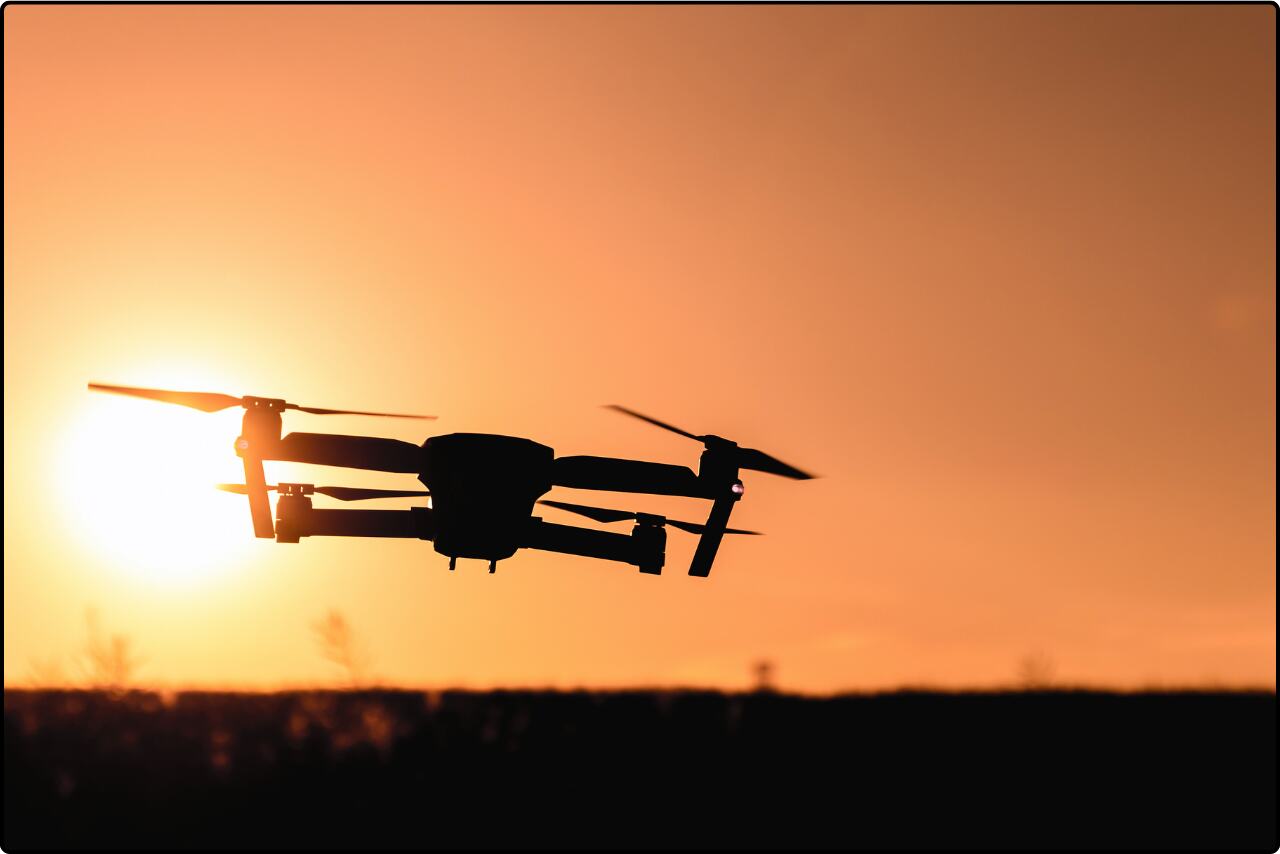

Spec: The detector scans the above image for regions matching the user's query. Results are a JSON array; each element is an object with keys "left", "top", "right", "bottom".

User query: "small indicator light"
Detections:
[
  {"left": 235, "top": 438, "right": 250, "bottom": 451},
  {"left": 730, "top": 482, "right": 745, "bottom": 495}
]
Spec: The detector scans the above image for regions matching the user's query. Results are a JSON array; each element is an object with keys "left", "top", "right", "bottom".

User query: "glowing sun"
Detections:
[{"left": 59, "top": 391, "right": 258, "bottom": 587}]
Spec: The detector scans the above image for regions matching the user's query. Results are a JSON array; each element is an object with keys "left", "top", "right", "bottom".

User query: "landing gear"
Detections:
[{"left": 445, "top": 556, "right": 497, "bottom": 573}]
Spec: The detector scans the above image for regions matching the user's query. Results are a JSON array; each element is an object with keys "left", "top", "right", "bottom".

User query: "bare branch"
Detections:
[{"left": 311, "top": 610, "right": 372, "bottom": 687}]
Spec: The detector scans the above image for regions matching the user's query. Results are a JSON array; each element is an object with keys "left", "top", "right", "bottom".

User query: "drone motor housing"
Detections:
[
  {"left": 695, "top": 439, "right": 741, "bottom": 493},
  {"left": 275, "top": 487, "right": 312, "bottom": 544},
  {"left": 630, "top": 514, "right": 668, "bottom": 575}
]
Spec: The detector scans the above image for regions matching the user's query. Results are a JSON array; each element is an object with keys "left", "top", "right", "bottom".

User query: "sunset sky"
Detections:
[{"left": 4, "top": 5, "right": 1274, "bottom": 692}]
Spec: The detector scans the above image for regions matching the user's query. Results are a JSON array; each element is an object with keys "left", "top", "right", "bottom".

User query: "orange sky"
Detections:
[{"left": 4, "top": 5, "right": 1275, "bottom": 692}]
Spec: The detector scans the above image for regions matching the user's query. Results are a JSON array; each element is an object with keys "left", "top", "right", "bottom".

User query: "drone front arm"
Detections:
[
  {"left": 687, "top": 488, "right": 740, "bottom": 577},
  {"left": 238, "top": 406, "right": 281, "bottom": 539},
  {"left": 241, "top": 456, "right": 275, "bottom": 538},
  {"left": 270, "top": 432, "right": 422, "bottom": 473},
  {"left": 551, "top": 456, "right": 704, "bottom": 498}
]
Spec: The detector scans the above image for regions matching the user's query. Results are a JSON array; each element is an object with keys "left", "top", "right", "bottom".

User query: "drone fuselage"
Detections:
[{"left": 420, "top": 433, "right": 553, "bottom": 562}]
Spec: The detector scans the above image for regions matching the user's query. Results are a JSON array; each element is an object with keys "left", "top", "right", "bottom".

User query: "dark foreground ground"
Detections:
[{"left": 3, "top": 689, "right": 1275, "bottom": 850}]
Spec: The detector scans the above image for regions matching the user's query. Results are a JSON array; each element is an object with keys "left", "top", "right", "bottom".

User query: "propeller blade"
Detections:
[
  {"left": 736, "top": 446, "right": 816, "bottom": 480},
  {"left": 538, "top": 500, "right": 760, "bottom": 536},
  {"left": 607, "top": 404, "right": 816, "bottom": 479},
  {"left": 287, "top": 404, "right": 435, "bottom": 419},
  {"left": 665, "top": 518, "right": 761, "bottom": 536},
  {"left": 89, "top": 383, "right": 244, "bottom": 413},
  {"left": 606, "top": 405, "right": 705, "bottom": 442},
  {"left": 89, "top": 382, "right": 434, "bottom": 419},
  {"left": 538, "top": 500, "right": 636, "bottom": 524},
  {"left": 315, "top": 486, "right": 430, "bottom": 501},
  {"left": 217, "top": 484, "right": 429, "bottom": 501}
]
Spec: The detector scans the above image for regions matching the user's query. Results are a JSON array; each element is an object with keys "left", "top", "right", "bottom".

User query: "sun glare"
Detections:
[{"left": 59, "top": 392, "right": 258, "bottom": 587}]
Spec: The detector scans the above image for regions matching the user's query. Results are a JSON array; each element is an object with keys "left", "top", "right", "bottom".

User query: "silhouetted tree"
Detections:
[
  {"left": 1016, "top": 652, "right": 1056, "bottom": 690},
  {"left": 78, "top": 608, "right": 142, "bottom": 693},
  {"left": 311, "top": 609, "right": 372, "bottom": 687}
]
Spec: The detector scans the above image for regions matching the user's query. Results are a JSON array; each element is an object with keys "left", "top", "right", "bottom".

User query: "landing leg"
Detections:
[
  {"left": 488, "top": 560, "right": 497, "bottom": 574},
  {"left": 448, "top": 556, "right": 457, "bottom": 571}
]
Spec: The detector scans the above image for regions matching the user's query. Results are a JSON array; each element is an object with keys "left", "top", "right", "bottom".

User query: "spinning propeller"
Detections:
[
  {"left": 539, "top": 500, "right": 760, "bottom": 536},
  {"left": 88, "top": 383, "right": 435, "bottom": 419},
  {"left": 90, "top": 382, "right": 433, "bottom": 539},
  {"left": 218, "top": 484, "right": 430, "bottom": 502},
  {"left": 606, "top": 405, "right": 814, "bottom": 480}
]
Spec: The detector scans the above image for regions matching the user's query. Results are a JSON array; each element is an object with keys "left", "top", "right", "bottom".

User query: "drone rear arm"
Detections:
[
  {"left": 523, "top": 517, "right": 662, "bottom": 573},
  {"left": 304, "top": 508, "right": 433, "bottom": 538},
  {"left": 273, "top": 506, "right": 659, "bottom": 573},
  {"left": 275, "top": 500, "right": 434, "bottom": 543}
]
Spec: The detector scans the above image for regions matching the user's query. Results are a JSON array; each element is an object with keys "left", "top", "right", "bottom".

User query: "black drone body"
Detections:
[
  {"left": 423, "top": 433, "right": 553, "bottom": 565},
  {"left": 89, "top": 384, "right": 814, "bottom": 577}
]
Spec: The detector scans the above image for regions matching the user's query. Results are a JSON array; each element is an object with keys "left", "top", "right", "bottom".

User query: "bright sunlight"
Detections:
[{"left": 58, "top": 390, "right": 258, "bottom": 587}]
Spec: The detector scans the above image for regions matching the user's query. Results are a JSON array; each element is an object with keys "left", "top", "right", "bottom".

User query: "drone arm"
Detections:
[
  {"left": 687, "top": 484, "right": 743, "bottom": 577},
  {"left": 551, "top": 456, "right": 704, "bottom": 498},
  {"left": 237, "top": 407, "right": 281, "bottom": 538},
  {"left": 241, "top": 456, "right": 275, "bottom": 538},
  {"left": 523, "top": 517, "right": 661, "bottom": 572},
  {"left": 270, "top": 433, "right": 422, "bottom": 473},
  {"left": 304, "top": 508, "right": 433, "bottom": 538}
]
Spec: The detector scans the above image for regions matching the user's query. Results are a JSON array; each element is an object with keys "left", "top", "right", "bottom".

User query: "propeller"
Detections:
[
  {"left": 605, "top": 405, "right": 815, "bottom": 480},
  {"left": 88, "top": 383, "right": 435, "bottom": 419},
  {"left": 539, "top": 499, "right": 760, "bottom": 536},
  {"left": 217, "top": 484, "right": 430, "bottom": 502}
]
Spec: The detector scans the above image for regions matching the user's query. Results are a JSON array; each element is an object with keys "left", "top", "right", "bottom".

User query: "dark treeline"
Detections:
[{"left": 4, "top": 689, "right": 1275, "bottom": 850}]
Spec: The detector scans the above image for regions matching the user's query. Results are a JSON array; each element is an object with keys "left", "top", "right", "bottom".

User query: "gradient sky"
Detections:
[{"left": 4, "top": 5, "right": 1275, "bottom": 692}]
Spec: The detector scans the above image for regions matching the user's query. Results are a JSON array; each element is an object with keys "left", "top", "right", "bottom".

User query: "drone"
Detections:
[{"left": 87, "top": 383, "right": 815, "bottom": 577}]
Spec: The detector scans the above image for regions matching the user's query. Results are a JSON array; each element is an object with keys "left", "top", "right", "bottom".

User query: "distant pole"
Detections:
[{"left": 752, "top": 659, "right": 776, "bottom": 693}]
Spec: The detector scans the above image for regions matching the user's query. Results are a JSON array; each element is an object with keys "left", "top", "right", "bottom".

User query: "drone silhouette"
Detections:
[{"left": 88, "top": 383, "right": 815, "bottom": 577}]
